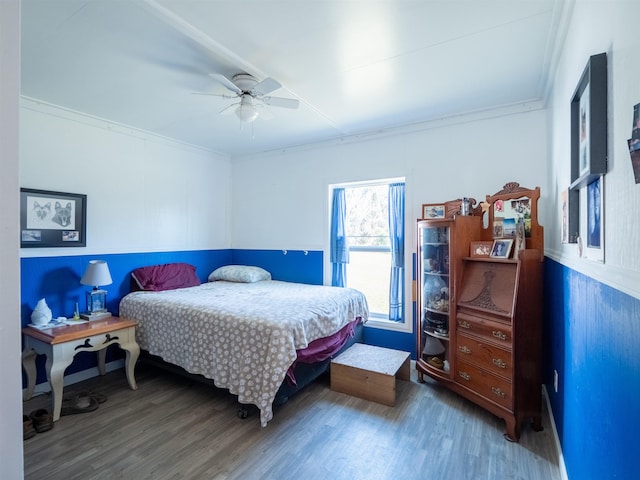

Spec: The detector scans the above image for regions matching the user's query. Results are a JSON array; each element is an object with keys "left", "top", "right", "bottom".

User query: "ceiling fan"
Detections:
[{"left": 196, "top": 73, "right": 300, "bottom": 123}]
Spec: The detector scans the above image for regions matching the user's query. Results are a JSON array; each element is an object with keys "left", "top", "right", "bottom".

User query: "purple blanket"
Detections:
[{"left": 285, "top": 317, "right": 360, "bottom": 385}]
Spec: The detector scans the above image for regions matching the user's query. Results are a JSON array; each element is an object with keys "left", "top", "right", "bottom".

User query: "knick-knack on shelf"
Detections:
[{"left": 31, "top": 298, "right": 52, "bottom": 326}]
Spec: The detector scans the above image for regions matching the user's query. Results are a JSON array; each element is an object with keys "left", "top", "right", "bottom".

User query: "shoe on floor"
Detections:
[
  {"left": 77, "top": 390, "right": 108, "bottom": 404},
  {"left": 23, "top": 415, "right": 36, "bottom": 440},
  {"left": 60, "top": 394, "right": 99, "bottom": 416},
  {"left": 29, "top": 409, "right": 54, "bottom": 433}
]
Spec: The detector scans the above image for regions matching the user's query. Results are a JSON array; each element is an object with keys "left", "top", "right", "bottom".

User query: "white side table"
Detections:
[{"left": 22, "top": 316, "right": 139, "bottom": 421}]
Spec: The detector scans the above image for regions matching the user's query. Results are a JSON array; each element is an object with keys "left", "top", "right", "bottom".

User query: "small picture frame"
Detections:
[
  {"left": 492, "top": 219, "right": 504, "bottom": 238},
  {"left": 422, "top": 204, "right": 445, "bottom": 219},
  {"left": 490, "top": 239, "right": 514, "bottom": 259},
  {"left": 470, "top": 241, "right": 493, "bottom": 258}
]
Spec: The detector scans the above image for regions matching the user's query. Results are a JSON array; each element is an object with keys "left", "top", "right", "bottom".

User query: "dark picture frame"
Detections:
[
  {"left": 570, "top": 52, "right": 607, "bottom": 189},
  {"left": 20, "top": 188, "right": 87, "bottom": 248},
  {"left": 568, "top": 52, "right": 607, "bottom": 245}
]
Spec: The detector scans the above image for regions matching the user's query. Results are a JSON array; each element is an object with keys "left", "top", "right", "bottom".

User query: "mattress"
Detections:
[{"left": 119, "top": 280, "right": 369, "bottom": 425}]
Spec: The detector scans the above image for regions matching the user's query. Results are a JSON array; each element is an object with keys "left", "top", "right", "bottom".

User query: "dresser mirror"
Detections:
[{"left": 484, "top": 182, "right": 543, "bottom": 254}]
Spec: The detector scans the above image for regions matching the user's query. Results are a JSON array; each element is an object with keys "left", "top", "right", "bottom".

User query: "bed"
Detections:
[{"left": 119, "top": 263, "right": 369, "bottom": 426}]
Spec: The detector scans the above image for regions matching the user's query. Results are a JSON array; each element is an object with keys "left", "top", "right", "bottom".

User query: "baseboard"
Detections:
[
  {"left": 23, "top": 359, "right": 125, "bottom": 398},
  {"left": 543, "top": 385, "right": 569, "bottom": 480}
]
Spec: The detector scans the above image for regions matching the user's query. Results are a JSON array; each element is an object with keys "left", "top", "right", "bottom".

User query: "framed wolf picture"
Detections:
[{"left": 20, "top": 188, "right": 87, "bottom": 248}]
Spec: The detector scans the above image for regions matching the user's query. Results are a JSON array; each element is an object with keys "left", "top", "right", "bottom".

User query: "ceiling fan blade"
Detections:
[
  {"left": 209, "top": 73, "right": 242, "bottom": 94},
  {"left": 263, "top": 96, "right": 300, "bottom": 109},
  {"left": 256, "top": 105, "right": 275, "bottom": 120},
  {"left": 219, "top": 103, "right": 240, "bottom": 115},
  {"left": 251, "top": 77, "right": 281, "bottom": 96},
  {"left": 192, "top": 92, "right": 238, "bottom": 100}
]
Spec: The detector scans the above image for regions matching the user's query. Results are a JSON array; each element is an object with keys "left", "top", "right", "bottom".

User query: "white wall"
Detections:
[
  {"left": 232, "top": 110, "right": 548, "bottom": 249},
  {"left": 233, "top": 108, "right": 549, "bottom": 251},
  {"left": 546, "top": 0, "right": 640, "bottom": 299},
  {"left": 1, "top": 1, "right": 23, "bottom": 478},
  {"left": 20, "top": 100, "right": 232, "bottom": 257},
  {"left": 232, "top": 106, "right": 548, "bottom": 318}
]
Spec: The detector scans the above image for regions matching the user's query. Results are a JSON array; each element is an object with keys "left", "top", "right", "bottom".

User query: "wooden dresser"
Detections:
[{"left": 416, "top": 183, "right": 544, "bottom": 441}]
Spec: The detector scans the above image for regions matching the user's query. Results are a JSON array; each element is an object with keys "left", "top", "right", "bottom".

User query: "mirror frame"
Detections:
[{"left": 484, "top": 182, "right": 543, "bottom": 255}]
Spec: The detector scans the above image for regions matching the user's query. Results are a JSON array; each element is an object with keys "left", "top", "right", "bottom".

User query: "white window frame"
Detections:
[{"left": 327, "top": 177, "right": 411, "bottom": 333}]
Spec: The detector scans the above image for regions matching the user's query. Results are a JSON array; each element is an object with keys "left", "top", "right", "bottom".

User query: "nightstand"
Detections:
[{"left": 22, "top": 316, "right": 139, "bottom": 421}]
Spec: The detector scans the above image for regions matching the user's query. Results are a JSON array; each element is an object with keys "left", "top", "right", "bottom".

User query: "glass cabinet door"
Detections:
[{"left": 418, "top": 222, "right": 451, "bottom": 373}]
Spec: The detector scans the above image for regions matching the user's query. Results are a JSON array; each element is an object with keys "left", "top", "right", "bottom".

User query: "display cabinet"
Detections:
[
  {"left": 416, "top": 214, "right": 481, "bottom": 381},
  {"left": 416, "top": 183, "right": 544, "bottom": 442}
]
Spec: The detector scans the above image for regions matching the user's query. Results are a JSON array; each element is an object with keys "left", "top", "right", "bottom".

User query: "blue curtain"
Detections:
[
  {"left": 388, "top": 182, "right": 405, "bottom": 321},
  {"left": 330, "top": 188, "right": 349, "bottom": 287}
]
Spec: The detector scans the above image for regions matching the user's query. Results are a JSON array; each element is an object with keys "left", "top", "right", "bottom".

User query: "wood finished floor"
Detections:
[{"left": 23, "top": 363, "right": 562, "bottom": 480}]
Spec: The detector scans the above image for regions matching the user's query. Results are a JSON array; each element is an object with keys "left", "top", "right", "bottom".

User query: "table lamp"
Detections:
[{"left": 80, "top": 260, "right": 113, "bottom": 320}]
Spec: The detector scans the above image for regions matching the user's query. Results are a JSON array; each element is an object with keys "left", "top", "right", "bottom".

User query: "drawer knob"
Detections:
[
  {"left": 459, "top": 321, "right": 471, "bottom": 329},
  {"left": 492, "top": 330, "right": 507, "bottom": 340},
  {"left": 491, "top": 386, "right": 506, "bottom": 398},
  {"left": 459, "top": 371, "right": 471, "bottom": 381},
  {"left": 492, "top": 358, "right": 507, "bottom": 369},
  {"left": 458, "top": 345, "right": 471, "bottom": 354}
]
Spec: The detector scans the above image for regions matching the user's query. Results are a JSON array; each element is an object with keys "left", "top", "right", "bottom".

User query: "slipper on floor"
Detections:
[
  {"left": 23, "top": 415, "right": 36, "bottom": 440},
  {"left": 29, "top": 409, "right": 54, "bottom": 433},
  {"left": 60, "top": 394, "right": 99, "bottom": 416},
  {"left": 74, "top": 390, "right": 108, "bottom": 404}
]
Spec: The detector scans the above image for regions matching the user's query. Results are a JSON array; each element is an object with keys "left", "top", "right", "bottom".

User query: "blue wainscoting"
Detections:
[
  {"left": 544, "top": 258, "right": 640, "bottom": 480},
  {"left": 363, "top": 328, "right": 414, "bottom": 354},
  {"left": 20, "top": 250, "right": 232, "bottom": 325},
  {"left": 20, "top": 248, "right": 416, "bottom": 388},
  {"left": 231, "top": 249, "right": 323, "bottom": 284},
  {"left": 21, "top": 249, "right": 231, "bottom": 384}
]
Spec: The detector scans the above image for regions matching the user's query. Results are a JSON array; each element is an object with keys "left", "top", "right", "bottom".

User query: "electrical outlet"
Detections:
[{"left": 554, "top": 369, "right": 559, "bottom": 393}]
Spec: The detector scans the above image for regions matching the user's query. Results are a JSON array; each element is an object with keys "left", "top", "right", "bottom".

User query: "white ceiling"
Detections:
[{"left": 21, "top": 0, "right": 566, "bottom": 158}]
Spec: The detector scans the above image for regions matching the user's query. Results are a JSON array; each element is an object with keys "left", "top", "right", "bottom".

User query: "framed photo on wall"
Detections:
[
  {"left": 568, "top": 53, "right": 607, "bottom": 248},
  {"left": 570, "top": 52, "right": 607, "bottom": 190},
  {"left": 20, "top": 188, "right": 87, "bottom": 248},
  {"left": 579, "top": 176, "right": 604, "bottom": 263}
]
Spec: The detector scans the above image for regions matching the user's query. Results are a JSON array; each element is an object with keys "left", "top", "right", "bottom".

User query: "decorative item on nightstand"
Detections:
[{"left": 80, "top": 260, "right": 113, "bottom": 320}]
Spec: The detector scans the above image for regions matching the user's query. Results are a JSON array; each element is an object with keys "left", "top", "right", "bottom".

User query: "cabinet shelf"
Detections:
[
  {"left": 462, "top": 256, "right": 517, "bottom": 264},
  {"left": 418, "top": 358, "right": 450, "bottom": 377},
  {"left": 424, "top": 306, "right": 449, "bottom": 315},
  {"left": 424, "top": 328, "right": 450, "bottom": 340}
]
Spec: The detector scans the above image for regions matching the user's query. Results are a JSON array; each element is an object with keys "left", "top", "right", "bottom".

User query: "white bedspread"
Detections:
[{"left": 119, "top": 280, "right": 368, "bottom": 426}]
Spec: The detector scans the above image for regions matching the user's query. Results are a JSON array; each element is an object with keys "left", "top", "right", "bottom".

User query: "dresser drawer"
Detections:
[
  {"left": 456, "top": 312, "right": 512, "bottom": 348},
  {"left": 455, "top": 359, "right": 513, "bottom": 410},
  {"left": 55, "top": 327, "right": 135, "bottom": 356},
  {"left": 456, "top": 333, "right": 512, "bottom": 379}
]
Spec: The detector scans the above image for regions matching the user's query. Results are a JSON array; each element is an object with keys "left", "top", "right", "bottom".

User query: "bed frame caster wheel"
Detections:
[{"left": 237, "top": 406, "right": 250, "bottom": 419}]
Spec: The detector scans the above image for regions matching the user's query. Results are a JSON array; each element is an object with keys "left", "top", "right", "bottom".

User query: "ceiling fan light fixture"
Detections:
[
  {"left": 235, "top": 95, "right": 259, "bottom": 123},
  {"left": 235, "top": 104, "right": 259, "bottom": 123}
]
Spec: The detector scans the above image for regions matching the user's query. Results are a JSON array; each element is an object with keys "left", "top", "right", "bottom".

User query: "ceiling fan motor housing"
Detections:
[{"left": 232, "top": 74, "right": 258, "bottom": 92}]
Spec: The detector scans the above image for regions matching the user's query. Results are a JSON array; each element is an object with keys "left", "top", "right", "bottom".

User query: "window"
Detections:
[
  {"left": 330, "top": 178, "right": 405, "bottom": 325},
  {"left": 344, "top": 184, "right": 390, "bottom": 318}
]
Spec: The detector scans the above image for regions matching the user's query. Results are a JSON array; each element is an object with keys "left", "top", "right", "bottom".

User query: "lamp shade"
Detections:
[{"left": 80, "top": 260, "right": 113, "bottom": 288}]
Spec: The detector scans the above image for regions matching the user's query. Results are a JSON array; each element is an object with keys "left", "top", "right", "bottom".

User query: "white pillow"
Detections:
[{"left": 208, "top": 265, "right": 272, "bottom": 283}]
